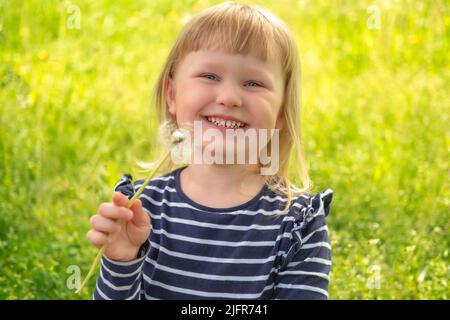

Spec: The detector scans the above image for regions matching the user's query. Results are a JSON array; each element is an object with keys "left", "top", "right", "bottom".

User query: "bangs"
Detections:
[{"left": 171, "top": 3, "right": 294, "bottom": 74}]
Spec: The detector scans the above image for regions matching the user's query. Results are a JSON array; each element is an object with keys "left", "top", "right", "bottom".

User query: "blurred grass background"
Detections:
[{"left": 0, "top": 0, "right": 448, "bottom": 299}]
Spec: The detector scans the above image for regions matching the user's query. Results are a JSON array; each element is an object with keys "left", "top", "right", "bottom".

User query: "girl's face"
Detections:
[{"left": 166, "top": 50, "right": 285, "bottom": 159}]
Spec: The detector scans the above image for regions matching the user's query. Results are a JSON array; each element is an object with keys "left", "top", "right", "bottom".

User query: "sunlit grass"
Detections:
[{"left": 0, "top": 0, "right": 448, "bottom": 299}]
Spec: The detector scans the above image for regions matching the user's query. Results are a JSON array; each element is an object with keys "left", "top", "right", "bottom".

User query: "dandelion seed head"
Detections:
[
  {"left": 171, "top": 129, "right": 185, "bottom": 144},
  {"left": 157, "top": 120, "right": 194, "bottom": 147},
  {"left": 157, "top": 120, "right": 178, "bottom": 147},
  {"left": 169, "top": 121, "right": 194, "bottom": 165}
]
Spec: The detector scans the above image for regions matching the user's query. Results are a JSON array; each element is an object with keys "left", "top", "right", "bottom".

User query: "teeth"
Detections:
[{"left": 206, "top": 116, "right": 245, "bottom": 129}]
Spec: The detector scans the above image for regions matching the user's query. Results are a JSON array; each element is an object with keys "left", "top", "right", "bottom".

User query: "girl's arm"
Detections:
[
  {"left": 93, "top": 241, "right": 150, "bottom": 300},
  {"left": 91, "top": 175, "right": 151, "bottom": 300}
]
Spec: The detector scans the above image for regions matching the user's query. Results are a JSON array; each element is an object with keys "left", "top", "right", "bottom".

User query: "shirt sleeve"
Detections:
[
  {"left": 273, "top": 189, "right": 333, "bottom": 300},
  {"left": 92, "top": 174, "right": 150, "bottom": 300},
  {"left": 93, "top": 242, "right": 150, "bottom": 300}
]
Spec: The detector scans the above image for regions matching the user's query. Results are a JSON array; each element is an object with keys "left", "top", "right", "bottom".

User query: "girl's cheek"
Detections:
[{"left": 182, "top": 78, "right": 204, "bottom": 90}]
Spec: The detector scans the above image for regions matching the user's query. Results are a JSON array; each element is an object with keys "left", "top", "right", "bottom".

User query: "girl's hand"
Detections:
[{"left": 87, "top": 192, "right": 152, "bottom": 262}]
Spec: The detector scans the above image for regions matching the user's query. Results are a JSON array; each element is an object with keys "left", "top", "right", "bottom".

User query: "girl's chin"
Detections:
[{"left": 195, "top": 142, "right": 251, "bottom": 160}]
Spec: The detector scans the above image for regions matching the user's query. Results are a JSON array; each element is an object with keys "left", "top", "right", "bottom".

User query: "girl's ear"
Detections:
[{"left": 166, "top": 76, "right": 177, "bottom": 116}]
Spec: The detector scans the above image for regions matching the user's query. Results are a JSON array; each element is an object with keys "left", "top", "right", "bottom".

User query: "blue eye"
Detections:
[
  {"left": 246, "top": 81, "right": 263, "bottom": 88},
  {"left": 201, "top": 74, "right": 218, "bottom": 81}
]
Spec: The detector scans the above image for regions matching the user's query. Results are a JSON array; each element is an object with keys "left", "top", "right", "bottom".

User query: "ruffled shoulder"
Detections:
[
  {"left": 290, "top": 188, "right": 333, "bottom": 230},
  {"left": 278, "top": 189, "right": 333, "bottom": 269},
  {"left": 113, "top": 173, "right": 136, "bottom": 199}
]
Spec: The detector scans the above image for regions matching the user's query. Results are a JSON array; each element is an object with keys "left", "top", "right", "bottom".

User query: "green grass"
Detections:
[{"left": 0, "top": 0, "right": 448, "bottom": 299}]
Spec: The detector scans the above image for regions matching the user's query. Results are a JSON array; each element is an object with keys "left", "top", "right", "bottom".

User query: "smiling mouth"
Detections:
[{"left": 202, "top": 116, "right": 248, "bottom": 129}]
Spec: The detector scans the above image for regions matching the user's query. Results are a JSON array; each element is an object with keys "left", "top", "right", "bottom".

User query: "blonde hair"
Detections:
[{"left": 149, "top": 1, "right": 312, "bottom": 215}]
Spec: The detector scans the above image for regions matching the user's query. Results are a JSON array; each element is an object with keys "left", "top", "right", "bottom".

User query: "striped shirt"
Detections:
[{"left": 93, "top": 165, "right": 333, "bottom": 300}]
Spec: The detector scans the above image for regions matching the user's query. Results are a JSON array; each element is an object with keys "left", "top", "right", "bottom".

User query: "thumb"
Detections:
[{"left": 129, "top": 199, "right": 150, "bottom": 228}]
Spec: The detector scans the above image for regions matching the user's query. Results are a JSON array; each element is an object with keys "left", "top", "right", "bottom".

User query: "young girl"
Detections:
[{"left": 87, "top": 2, "right": 333, "bottom": 300}]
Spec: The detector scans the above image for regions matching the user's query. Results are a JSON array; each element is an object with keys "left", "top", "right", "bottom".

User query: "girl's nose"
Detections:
[{"left": 215, "top": 81, "right": 242, "bottom": 108}]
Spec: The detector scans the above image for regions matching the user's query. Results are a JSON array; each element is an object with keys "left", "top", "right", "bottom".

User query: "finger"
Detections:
[
  {"left": 90, "top": 214, "right": 121, "bottom": 234},
  {"left": 112, "top": 192, "right": 130, "bottom": 208},
  {"left": 130, "top": 199, "right": 151, "bottom": 228},
  {"left": 87, "top": 230, "right": 112, "bottom": 248},
  {"left": 98, "top": 203, "right": 133, "bottom": 221}
]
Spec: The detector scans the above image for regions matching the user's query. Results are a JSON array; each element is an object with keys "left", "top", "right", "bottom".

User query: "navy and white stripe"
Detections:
[{"left": 94, "top": 165, "right": 333, "bottom": 300}]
